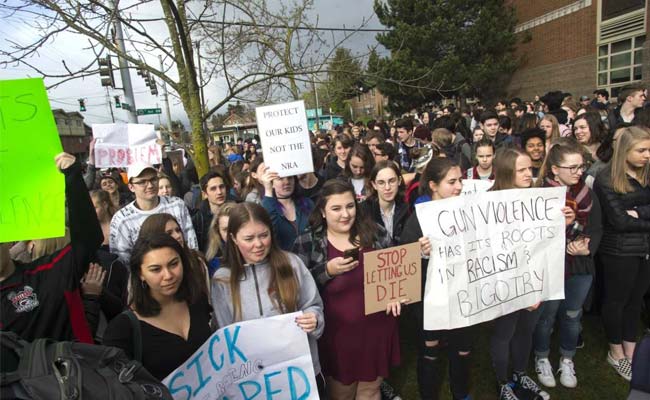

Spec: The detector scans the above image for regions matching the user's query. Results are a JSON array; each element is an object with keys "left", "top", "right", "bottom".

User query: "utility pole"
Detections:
[
  {"left": 159, "top": 55, "right": 174, "bottom": 144},
  {"left": 106, "top": 88, "right": 115, "bottom": 123},
  {"left": 196, "top": 41, "right": 209, "bottom": 142},
  {"left": 312, "top": 76, "right": 320, "bottom": 130},
  {"left": 110, "top": 0, "right": 138, "bottom": 123}
]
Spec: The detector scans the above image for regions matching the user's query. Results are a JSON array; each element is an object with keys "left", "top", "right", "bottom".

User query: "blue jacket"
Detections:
[{"left": 261, "top": 195, "right": 314, "bottom": 251}]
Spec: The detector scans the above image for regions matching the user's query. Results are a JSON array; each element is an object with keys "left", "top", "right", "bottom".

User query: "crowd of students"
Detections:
[{"left": 1, "top": 84, "right": 649, "bottom": 400}]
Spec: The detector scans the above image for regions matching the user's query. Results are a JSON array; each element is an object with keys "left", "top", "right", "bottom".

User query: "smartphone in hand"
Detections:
[{"left": 343, "top": 247, "right": 360, "bottom": 261}]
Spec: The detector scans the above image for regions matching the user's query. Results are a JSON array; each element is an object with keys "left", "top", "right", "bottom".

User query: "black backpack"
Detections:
[{"left": 0, "top": 331, "right": 172, "bottom": 400}]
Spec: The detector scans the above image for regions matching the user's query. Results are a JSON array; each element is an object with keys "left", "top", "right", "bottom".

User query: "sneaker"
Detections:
[
  {"left": 498, "top": 383, "right": 520, "bottom": 400},
  {"left": 380, "top": 381, "right": 402, "bottom": 400},
  {"left": 558, "top": 358, "right": 577, "bottom": 388},
  {"left": 513, "top": 372, "right": 550, "bottom": 400},
  {"left": 576, "top": 334, "right": 584, "bottom": 349},
  {"left": 607, "top": 352, "right": 632, "bottom": 381},
  {"left": 535, "top": 357, "right": 556, "bottom": 388}
]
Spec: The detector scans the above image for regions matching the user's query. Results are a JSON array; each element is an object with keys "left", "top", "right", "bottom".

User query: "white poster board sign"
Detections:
[
  {"left": 163, "top": 312, "right": 318, "bottom": 400},
  {"left": 255, "top": 100, "right": 313, "bottom": 177},
  {"left": 93, "top": 123, "right": 162, "bottom": 168},
  {"left": 461, "top": 179, "right": 493, "bottom": 195},
  {"left": 415, "top": 187, "right": 566, "bottom": 330}
]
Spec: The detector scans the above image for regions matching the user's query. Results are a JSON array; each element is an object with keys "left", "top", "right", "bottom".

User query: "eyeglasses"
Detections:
[
  {"left": 556, "top": 164, "right": 587, "bottom": 174},
  {"left": 131, "top": 177, "right": 159, "bottom": 187},
  {"left": 374, "top": 177, "right": 399, "bottom": 188}
]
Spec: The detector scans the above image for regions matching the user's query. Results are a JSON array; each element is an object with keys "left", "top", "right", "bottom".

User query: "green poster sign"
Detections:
[{"left": 0, "top": 78, "right": 65, "bottom": 242}]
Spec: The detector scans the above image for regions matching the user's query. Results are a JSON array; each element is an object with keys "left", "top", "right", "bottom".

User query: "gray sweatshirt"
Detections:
[{"left": 211, "top": 251, "right": 324, "bottom": 375}]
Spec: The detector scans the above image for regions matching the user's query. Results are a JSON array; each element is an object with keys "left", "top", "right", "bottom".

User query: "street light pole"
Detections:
[{"left": 110, "top": 0, "right": 138, "bottom": 123}]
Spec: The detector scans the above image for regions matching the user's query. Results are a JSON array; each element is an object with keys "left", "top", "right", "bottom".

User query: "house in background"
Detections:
[
  {"left": 348, "top": 87, "right": 389, "bottom": 120},
  {"left": 52, "top": 109, "right": 92, "bottom": 160}
]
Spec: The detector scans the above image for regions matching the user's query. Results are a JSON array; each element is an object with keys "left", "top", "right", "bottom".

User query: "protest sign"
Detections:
[
  {"left": 0, "top": 78, "right": 65, "bottom": 242},
  {"left": 415, "top": 187, "right": 566, "bottom": 330},
  {"left": 364, "top": 242, "right": 421, "bottom": 315},
  {"left": 163, "top": 312, "right": 318, "bottom": 400},
  {"left": 92, "top": 123, "right": 161, "bottom": 168},
  {"left": 461, "top": 179, "right": 493, "bottom": 195},
  {"left": 255, "top": 100, "right": 313, "bottom": 177}
]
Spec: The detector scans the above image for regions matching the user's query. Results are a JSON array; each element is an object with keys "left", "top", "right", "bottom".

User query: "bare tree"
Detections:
[{"left": 0, "top": 0, "right": 372, "bottom": 176}]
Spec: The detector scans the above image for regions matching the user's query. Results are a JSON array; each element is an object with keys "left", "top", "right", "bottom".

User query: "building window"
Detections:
[
  {"left": 65, "top": 119, "right": 71, "bottom": 125},
  {"left": 602, "top": 0, "right": 645, "bottom": 21},
  {"left": 597, "top": 34, "right": 644, "bottom": 89}
]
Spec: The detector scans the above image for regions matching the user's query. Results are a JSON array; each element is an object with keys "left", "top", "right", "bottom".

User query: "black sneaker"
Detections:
[
  {"left": 498, "top": 383, "right": 520, "bottom": 400},
  {"left": 380, "top": 381, "right": 402, "bottom": 400},
  {"left": 512, "top": 372, "right": 549, "bottom": 400}
]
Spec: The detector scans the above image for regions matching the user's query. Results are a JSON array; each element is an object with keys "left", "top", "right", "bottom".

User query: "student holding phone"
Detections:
[
  {"left": 293, "top": 180, "right": 408, "bottom": 400},
  {"left": 532, "top": 139, "right": 602, "bottom": 389}
]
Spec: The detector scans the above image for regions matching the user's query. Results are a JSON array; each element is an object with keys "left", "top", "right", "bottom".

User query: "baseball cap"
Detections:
[
  {"left": 127, "top": 162, "right": 156, "bottom": 181},
  {"left": 580, "top": 95, "right": 589, "bottom": 101}
]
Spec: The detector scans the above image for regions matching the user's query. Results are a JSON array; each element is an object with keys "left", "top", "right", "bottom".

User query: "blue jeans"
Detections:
[{"left": 533, "top": 274, "right": 593, "bottom": 359}]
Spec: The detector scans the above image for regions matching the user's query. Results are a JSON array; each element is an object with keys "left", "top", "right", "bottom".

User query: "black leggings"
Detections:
[
  {"left": 601, "top": 254, "right": 650, "bottom": 344},
  {"left": 417, "top": 327, "right": 473, "bottom": 400},
  {"left": 489, "top": 308, "right": 541, "bottom": 383}
]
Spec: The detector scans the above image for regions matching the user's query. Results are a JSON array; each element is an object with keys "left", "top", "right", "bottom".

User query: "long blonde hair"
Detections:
[
  {"left": 540, "top": 114, "right": 561, "bottom": 143},
  {"left": 222, "top": 203, "right": 298, "bottom": 321},
  {"left": 205, "top": 202, "right": 237, "bottom": 260},
  {"left": 610, "top": 126, "right": 650, "bottom": 193},
  {"left": 31, "top": 228, "right": 71, "bottom": 260}
]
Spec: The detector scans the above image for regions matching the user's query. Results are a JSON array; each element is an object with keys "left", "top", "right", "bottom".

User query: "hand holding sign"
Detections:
[{"left": 295, "top": 312, "right": 318, "bottom": 333}]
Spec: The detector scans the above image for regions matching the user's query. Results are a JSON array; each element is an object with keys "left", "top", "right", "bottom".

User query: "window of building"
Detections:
[
  {"left": 597, "top": 34, "right": 644, "bottom": 89},
  {"left": 602, "top": 0, "right": 645, "bottom": 21},
  {"left": 65, "top": 119, "right": 71, "bottom": 125}
]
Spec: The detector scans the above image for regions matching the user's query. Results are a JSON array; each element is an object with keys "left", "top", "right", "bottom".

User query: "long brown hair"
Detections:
[
  {"left": 223, "top": 203, "right": 298, "bottom": 321},
  {"left": 535, "top": 137, "right": 585, "bottom": 186},
  {"left": 138, "top": 213, "right": 208, "bottom": 298},
  {"left": 611, "top": 126, "right": 650, "bottom": 193},
  {"left": 206, "top": 202, "right": 237, "bottom": 260},
  {"left": 90, "top": 190, "right": 117, "bottom": 219},
  {"left": 491, "top": 147, "right": 530, "bottom": 191},
  {"left": 309, "top": 180, "right": 377, "bottom": 248}
]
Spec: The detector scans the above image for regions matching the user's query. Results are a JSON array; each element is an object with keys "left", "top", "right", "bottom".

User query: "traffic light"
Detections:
[
  {"left": 150, "top": 80, "right": 158, "bottom": 96},
  {"left": 98, "top": 56, "right": 115, "bottom": 88},
  {"left": 136, "top": 65, "right": 146, "bottom": 77},
  {"left": 114, "top": 95, "right": 121, "bottom": 109},
  {"left": 78, "top": 98, "right": 86, "bottom": 112}
]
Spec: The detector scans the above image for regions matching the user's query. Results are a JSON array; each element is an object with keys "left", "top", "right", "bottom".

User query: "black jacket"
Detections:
[
  {"left": 594, "top": 169, "right": 650, "bottom": 256},
  {"left": 191, "top": 199, "right": 213, "bottom": 253},
  {"left": 361, "top": 198, "right": 409, "bottom": 245}
]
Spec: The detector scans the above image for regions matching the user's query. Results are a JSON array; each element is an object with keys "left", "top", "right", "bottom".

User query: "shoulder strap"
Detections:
[{"left": 121, "top": 310, "right": 142, "bottom": 362}]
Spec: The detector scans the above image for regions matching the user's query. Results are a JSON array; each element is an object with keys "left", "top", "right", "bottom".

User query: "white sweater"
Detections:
[{"left": 109, "top": 196, "right": 197, "bottom": 264}]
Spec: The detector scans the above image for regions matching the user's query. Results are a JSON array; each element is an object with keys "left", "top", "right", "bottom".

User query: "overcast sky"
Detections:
[{"left": 0, "top": 0, "right": 385, "bottom": 127}]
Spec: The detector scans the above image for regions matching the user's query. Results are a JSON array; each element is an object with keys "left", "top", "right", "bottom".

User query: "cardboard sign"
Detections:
[
  {"left": 461, "top": 179, "right": 493, "bottom": 195},
  {"left": 255, "top": 100, "right": 313, "bottom": 177},
  {"left": 0, "top": 78, "right": 65, "bottom": 242},
  {"left": 92, "top": 123, "right": 161, "bottom": 168},
  {"left": 415, "top": 187, "right": 566, "bottom": 330},
  {"left": 364, "top": 242, "right": 421, "bottom": 315},
  {"left": 163, "top": 312, "right": 318, "bottom": 400}
]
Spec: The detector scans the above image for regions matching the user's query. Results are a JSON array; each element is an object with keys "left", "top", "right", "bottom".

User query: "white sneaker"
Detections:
[
  {"left": 558, "top": 358, "right": 577, "bottom": 388},
  {"left": 535, "top": 357, "right": 556, "bottom": 388}
]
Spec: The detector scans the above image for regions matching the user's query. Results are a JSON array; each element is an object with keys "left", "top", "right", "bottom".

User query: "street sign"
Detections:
[
  {"left": 137, "top": 108, "right": 162, "bottom": 115},
  {"left": 121, "top": 103, "right": 131, "bottom": 111}
]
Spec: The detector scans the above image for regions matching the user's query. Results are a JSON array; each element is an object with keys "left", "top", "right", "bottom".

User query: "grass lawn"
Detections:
[{"left": 388, "top": 314, "right": 633, "bottom": 400}]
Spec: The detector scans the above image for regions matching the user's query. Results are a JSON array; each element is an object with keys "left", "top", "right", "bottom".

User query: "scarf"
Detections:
[{"left": 544, "top": 177, "right": 592, "bottom": 240}]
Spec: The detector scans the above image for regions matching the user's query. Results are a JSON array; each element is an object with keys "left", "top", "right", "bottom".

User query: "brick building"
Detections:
[{"left": 507, "top": 0, "right": 649, "bottom": 102}]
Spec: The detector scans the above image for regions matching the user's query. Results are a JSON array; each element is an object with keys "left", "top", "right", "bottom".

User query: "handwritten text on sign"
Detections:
[
  {"left": 364, "top": 242, "right": 421, "bottom": 315},
  {"left": 0, "top": 78, "right": 65, "bottom": 242},
  {"left": 461, "top": 179, "right": 493, "bottom": 195},
  {"left": 255, "top": 100, "right": 313, "bottom": 177},
  {"left": 163, "top": 312, "right": 318, "bottom": 400},
  {"left": 92, "top": 123, "right": 161, "bottom": 168},
  {"left": 415, "top": 187, "right": 566, "bottom": 330}
]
